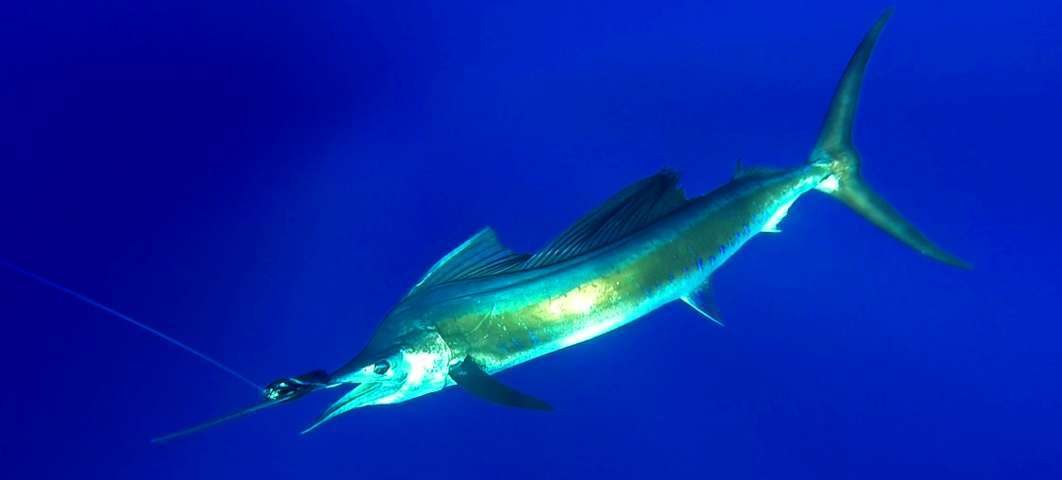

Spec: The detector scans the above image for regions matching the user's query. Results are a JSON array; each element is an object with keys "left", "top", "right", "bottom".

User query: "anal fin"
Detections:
[
  {"left": 681, "top": 283, "right": 724, "bottom": 327},
  {"left": 449, "top": 356, "right": 552, "bottom": 411},
  {"left": 760, "top": 199, "right": 795, "bottom": 234}
]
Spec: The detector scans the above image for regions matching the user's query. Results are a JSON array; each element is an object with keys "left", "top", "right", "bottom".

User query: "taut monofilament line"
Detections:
[{"left": 0, "top": 259, "right": 263, "bottom": 392}]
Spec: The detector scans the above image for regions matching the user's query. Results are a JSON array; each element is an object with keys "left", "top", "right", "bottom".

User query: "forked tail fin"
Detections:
[{"left": 810, "top": 9, "right": 970, "bottom": 269}]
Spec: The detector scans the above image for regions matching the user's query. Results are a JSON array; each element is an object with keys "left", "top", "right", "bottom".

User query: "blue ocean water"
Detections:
[{"left": 2, "top": 1, "right": 1059, "bottom": 478}]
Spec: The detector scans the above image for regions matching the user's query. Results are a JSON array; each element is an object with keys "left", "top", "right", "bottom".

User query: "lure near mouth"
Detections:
[{"left": 263, "top": 369, "right": 332, "bottom": 402}]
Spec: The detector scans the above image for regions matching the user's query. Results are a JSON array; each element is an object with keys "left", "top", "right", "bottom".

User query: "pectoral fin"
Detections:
[{"left": 449, "top": 356, "right": 552, "bottom": 411}]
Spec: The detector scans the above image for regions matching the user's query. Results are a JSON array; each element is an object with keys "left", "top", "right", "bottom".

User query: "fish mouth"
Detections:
[{"left": 301, "top": 382, "right": 396, "bottom": 434}]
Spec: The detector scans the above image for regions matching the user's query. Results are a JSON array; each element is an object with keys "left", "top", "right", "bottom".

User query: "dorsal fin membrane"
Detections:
[
  {"left": 523, "top": 170, "right": 687, "bottom": 269},
  {"left": 406, "top": 228, "right": 528, "bottom": 297}
]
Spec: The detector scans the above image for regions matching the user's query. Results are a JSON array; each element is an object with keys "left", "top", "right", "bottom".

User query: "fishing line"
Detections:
[{"left": 1, "top": 259, "right": 263, "bottom": 392}]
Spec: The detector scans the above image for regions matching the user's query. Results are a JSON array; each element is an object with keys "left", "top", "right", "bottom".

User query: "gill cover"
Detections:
[
  {"left": 810, "top": 9, "right": 970, "bottom": 269},
  {"left": 303, "top": 328, "right": 453, "bottom": 433}
]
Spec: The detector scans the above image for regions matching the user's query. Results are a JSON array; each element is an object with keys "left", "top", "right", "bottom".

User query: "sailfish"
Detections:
[{"left": 3, "top": 10, "right": 967, "bottom": 442}]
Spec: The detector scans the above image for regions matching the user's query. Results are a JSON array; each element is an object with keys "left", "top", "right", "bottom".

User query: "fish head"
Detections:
[{"left": 304, "top": 328, "right": 451, "bottom": 432}]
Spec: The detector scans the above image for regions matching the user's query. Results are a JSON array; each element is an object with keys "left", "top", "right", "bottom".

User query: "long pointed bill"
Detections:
[
  {"left": 152, "top": 399, "right": 288, "bottom": 443},
  {"left": 153, "top": 369, "right": 330, "bottom": 443}
]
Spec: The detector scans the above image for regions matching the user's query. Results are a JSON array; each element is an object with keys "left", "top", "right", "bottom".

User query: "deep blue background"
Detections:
[{"left": 2, "top": 1, "right": 1059, "bottom": 478}]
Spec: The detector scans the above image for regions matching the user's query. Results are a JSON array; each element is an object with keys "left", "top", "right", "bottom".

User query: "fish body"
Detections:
[
  {"left": 400, "top": 165, "right": 829, "bottom": 375},
  {"left": 148, "top": 10, "right": 968, "bottom": 439},
  {"left": 306, "top": 10, "right": 970, "bottom": 430}
]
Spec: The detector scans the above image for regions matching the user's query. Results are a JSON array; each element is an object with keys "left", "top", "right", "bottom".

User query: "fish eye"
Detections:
[{"left": 373, "top": 360, "right": 390, "bottom": 375}]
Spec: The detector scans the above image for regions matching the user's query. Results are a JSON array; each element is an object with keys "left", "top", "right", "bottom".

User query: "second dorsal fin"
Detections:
[
  {"left": 406, "top": 228, "right": 529, "bottom": 297},
  {"left": 523, "top": 170, "right": 687, "bottom": 269},
  {"left": 732, "top": 158, "right": 783, "bottom": 182}
]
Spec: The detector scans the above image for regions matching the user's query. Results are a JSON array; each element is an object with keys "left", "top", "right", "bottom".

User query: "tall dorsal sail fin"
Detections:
[
  {"left": 406, "top": 228, "right": 529, "bottom": 297},
  {"left": 523, "top": 170, "right": 687, "bottom": 269}
]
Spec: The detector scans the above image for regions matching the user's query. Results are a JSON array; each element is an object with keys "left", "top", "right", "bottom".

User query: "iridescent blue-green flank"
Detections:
[
  {"left": 423, "top": 166, "right": 828, "bottom": 373},
  {"left": 156, "top": 10, "right": 968, "bottom": 439}
]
